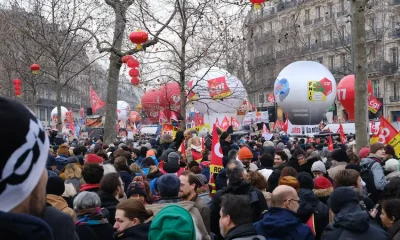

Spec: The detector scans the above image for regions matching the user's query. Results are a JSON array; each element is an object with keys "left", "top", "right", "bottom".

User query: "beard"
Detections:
[
  {"left": 179, "top": 191, "right": 191, "bottom": 201},
  {"left": 28, "top": 183, "right": 47, "bottom": 218}
]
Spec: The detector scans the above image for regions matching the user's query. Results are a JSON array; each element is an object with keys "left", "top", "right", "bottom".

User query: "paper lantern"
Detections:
[
  {"left": 127, "top": 59, "right": 139, "bottom": 68},
  {"left": 129, "top": 30, "right": 149, "bottom": 50},
  {"left": 30, "top": 64, "right": 40, "bottom": 75},
  {"left": 131, "top": 77, "right": 140, "bottom": 86},
  {"left": 250, "top": 0, "right": 264, "bottom": 10},
  {"left": 129, "top": 68, "right": 140, "bottom": 78}
]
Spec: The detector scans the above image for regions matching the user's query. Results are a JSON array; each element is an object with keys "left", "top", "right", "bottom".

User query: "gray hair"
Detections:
[
  {"left": 228, "top": 149, "right": 238, "bottom": 160},
  {"left": 103, "top": 163, "right": 117, "bottom": 175},
  {"left": 73, "top": 191, "right": 101, "bottom": 211},
  {"left": 226, "top": 160, "right": 244, "bottom": 182}
]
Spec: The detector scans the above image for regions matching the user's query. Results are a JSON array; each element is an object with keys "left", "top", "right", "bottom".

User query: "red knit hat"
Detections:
[
  {"left": 359, "top": 147, "right": 370, "bottom": 159},
  {"left": 314, "top": 176, "right": 333, "bottom": 189},
  {"left": 86, "top": 154, "right": 103, "bottom": 164},
  {"left": 238, "top": 147, "right": 253, "bottom": 160}
]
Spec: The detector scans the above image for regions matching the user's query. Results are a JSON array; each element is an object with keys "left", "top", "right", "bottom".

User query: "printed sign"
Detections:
[
  {"left": 308, "top": 78, "right": 332, "bottom": 101},
  {"left": 289, "top": 124, "right": 320, "bottom": 136},
  {"left": 208, "top": 76, "right": 232, "bottom": 99},
  {"left": 368, "top": 96, "right": 382, "bottom": 114}
]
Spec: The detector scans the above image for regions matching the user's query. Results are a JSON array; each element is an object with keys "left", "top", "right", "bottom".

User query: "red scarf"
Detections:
[{"left": 80, "top": 183, "right": 100, "bottom": 192}]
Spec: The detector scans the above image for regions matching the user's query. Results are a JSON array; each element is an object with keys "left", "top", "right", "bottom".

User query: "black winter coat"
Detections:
[
  {"left": 215, "top": 168, "right": 227, "bottom": 191},
  {"left": 99, "top": 192, "right": 119, "bottom": 225},
  {"left": 76, "top": 223, "right": 114, "bottom": 240},
  {"left": 297, "top": 188, "right": 329, "bottom": 240},
  {"left": 322, "top": 203, "right": 390, "bottom": 240},
  {"left": 210, "top": 179, "right": 268, "bottom": 240},
  {"left": 114, "top": 222, "right": 151, "bottom": 240},
  {"left": 220, "top": 139, "right": 232, "bottom": 157},
  {"left": 118, "top": 170, "right": 133, "bottom": 193}
]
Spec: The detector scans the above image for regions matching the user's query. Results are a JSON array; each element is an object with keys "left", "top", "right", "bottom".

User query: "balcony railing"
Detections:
[{"left": 390, "top": 96, "right": 400, "bottom": 102}]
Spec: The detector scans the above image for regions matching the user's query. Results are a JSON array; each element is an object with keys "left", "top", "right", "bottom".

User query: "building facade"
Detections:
[{"left": 244, "top": 0, "right": 400, "bottom": 122}]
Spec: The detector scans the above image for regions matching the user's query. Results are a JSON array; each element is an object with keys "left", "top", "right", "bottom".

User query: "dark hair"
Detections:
[
  {"left": 116, "top": 199, "right": 153, "bottom": 223},
  {"left": 139, "top": 147, "right": 148, "bottom": 157},
  {"left": 260, "top": 153, "right": 274, "bottom": 168},
  {"left": 221, "top": 194, "right": 252, "bottom": 225},
  {"left": 382, "top": 178, "right": 400, "bottom": 200},
  {"left": 275, "top": 151, "right": 288, "bottom": 162},
  {"left": 382, "top": 199, "right": 400, "bottom": 223},
  {"left": 99, "top": 172, "right": 120, "bottom": 195},
  {"left": 73, "top": 146, "right": 87, "bottom": 156},
  {"left": 132, "top": 148, "right": 140, "bottom": 157},
  {"left": 292, "top": 148, "right": 306, "bottom": 159},
  {"left": 334, "top": 169, "right": 359, "bottom": 188},
  {"left": 280, "top": 167, "right": 298, "bottom": 178},
  {"left": 96, "top": 150, "right": 109, "bottom": 161},
  {"left": 226, "top": 160, "right": 244, "bottom": 182},
  {"left": 245, "top": 171, "right": 268, "bottom": 190},
  {"left": 180, "top": 170, "right": 199, "bottom": 190},
  {"left": 82, "top": 164, "right": 104, "bottom": 184}
]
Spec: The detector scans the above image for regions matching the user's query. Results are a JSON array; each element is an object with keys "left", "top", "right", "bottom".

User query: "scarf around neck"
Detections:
[{"left": 75, "top": 207, "right": 108, "bottom": 225}]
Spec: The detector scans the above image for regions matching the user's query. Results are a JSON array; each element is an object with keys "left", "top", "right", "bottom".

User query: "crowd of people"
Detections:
[{"left": 2, "top": 97, "right": 400, "bottom": 240}]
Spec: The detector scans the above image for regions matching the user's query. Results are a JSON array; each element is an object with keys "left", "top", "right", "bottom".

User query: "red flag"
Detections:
[
  {"left": 373, "top": 116, "right": 399, "bottom": 144},
  {"left": 210, "top": 124, "right": 223, "bottom": 173},
  {"left": 262, "top": 123, "right": 273, "bottom": 140},
  {"left": 170, "top": 111, "right": 178, "bottom": 122},
  {"left": 90, "top": 85, "right": 105, "bottom": 114},
  {"left": 159, "top": 110, "right": 168, "bottom": 124},
  {"left": 328, "top": 134, "right": 334, "bottom": 151},
  {"left": 179, "top": 140, "right": 186, "bottom": 156},
  {"left": 338, "top": 124, "right": 346, "bottom": 144},
  {"left": 67, "top": 109, "right": 75, "bottom": 135},
  {"left": 267, "top": 94, "right": 275, "bottom": 103},
  {"left": 201, "top": 136, "right": 205, "bottom": 149},
  {"left": 283, "top": 115, "right": 289, "bottom": 133},
  {"left": 231, "top": 116, "right": 240, "bottom": 130},
  {"left": 215, "top": 117, "right": 220, "bottom": 128},
  {"left": 326, "top": 127, "right": 331, "bottom": 133},
  {"left": 220, "top": 116, "right": 230, "bottom": 131},
  {"left": 371, "top": 120, "right": 378, "bottom": 135}
]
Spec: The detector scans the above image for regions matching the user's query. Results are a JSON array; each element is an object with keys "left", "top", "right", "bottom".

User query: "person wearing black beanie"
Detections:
[
  {"left": 220, "top": 126, "right": 233, "bottom": 157},
  {"left": 46, "top": 177, "right": 76, "bottom": 221},
  {"left": 327, "top": 149, "right": 350, "bottom": 181},
  {"left": 296, "top": 172, "right": 329, "bottom": 240}
]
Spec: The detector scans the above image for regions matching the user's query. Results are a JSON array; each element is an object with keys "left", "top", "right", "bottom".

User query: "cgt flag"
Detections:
[
  {"left": 371, "top": 116, "right": 399, "bottom": 145},
  {"left": 210, "top": 124, "right": 223, "bottom": 174},
  {"left": 90, "top": 85, "right": 105, "bottom": 114}
]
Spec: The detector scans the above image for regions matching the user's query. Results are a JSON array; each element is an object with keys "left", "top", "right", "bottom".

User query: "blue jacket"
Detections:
[
  {"left": 360, "top": 156, "right": 387, "bottom": 190},
  {"left": 55, "top": 154, "right": 69, "bottom": 171},
  {"left": 254, "top": 207, "right": 314, "bottom": 240},
  {"left": 0, "top": 211, "right": 53, "bottom": 240},
  {"left": 119, "top": 170, "right": 133, "bottom": 193},
  {"left": 322, "top": 203, "right": 389, "bottom": 240}
]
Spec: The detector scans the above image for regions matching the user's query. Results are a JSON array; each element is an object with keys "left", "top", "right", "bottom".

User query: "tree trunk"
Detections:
[
  {"left": 103, "top": 4, "right": 127, "bottom": 144},
  {"left": 353, "top": 0, "right": 369, "bottom": 152},
  {"left": 180, "top": 82, "right": 186, "bottom": 130},
  {"left": 56, "top": 83, "right": 62, "bottom": 133}
]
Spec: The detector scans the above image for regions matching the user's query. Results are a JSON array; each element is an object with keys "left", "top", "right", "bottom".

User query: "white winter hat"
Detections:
[{"left": 385, "top": 159, "right": 399, "bottom": 172}]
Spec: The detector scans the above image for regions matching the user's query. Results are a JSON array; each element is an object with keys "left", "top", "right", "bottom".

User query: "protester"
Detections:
[
  {"left": 148, "top": 205, "right": 196, "bottom": 240},
  {"left": 129, "top": 162, "right": 145, "bottom": 177},
  {"left": 313, "top": 176, "right": 334, "bottom": 204},
  {"left": 237, "top": 146, "right": 258, "bottom": 172},
  {"left": 245, "top": 171, "right": 269, "bottom": 201},
  {"left": 323, "top": 187, "right": 389, "bottom": 240},
  {"left": 219, "top": 194, "right": 266, "bottom": 240},
  {"left": 187, "top": 137, "right": 203, "bottom": 163},
  {"left": 160, "top": 152, "right": 185, "bottom": 176},
  {"left": 381, "top": 199, "right": 400, "bottom": 240},
  {"left": 156, "top": 134, "right": 173, "bottom": 158},
  {"left": 55, "top": 143, "right": 70, "bottom": 170},
  {"left": 46, "top": 176, "right": 76, "bottom": 221},
  {"left": 220, "top": 127, "right": 233, "bottom": 157},
  {"left": 114, "top": 199, "right": 153, "bottom": 240},
  {"left": 0, "top": 97, "right": 56, "bottom": 239},
  {"left": 327, "top": 149, "right": 349, "bottom": 180},
  {"left": 254, "top": 185, "right": 314, "bottom": 240},
  {"left": 385, "top": 145, "right": 398, "bottom": 161},
  {"left": 98, "top": 172, "right": 125, "bottom": 225},
  {"left": 385, "top": 159, "right": 400, "bottom": 181},
  {"left": 73, "top": 146, "right": 87, "bottom": 165},
  {"left": 273, "top": 151, "right": 288, "bottom": 169},
  {"left": 74, "top": 191, "right": 114, "bottom": 240},
  {"left": 179, "top": 171, "right": 210, "bottom": 232},
  {"left": 114, "top": 156, "right": 134, "bottom": 193},
  {"left": 80, "top": 163, "right": 104, "bottom": 192},
  {"left": 127, "top": 180, "right": 147, "bottom": 204},
  {"left": 196, "top": 174, "right": 212, "bottom": 206},
  {"left": 311, "top": 160, "right": 334, "bottom": 183},
  {"left": 279, "top": 176, "right": 300, "bottom": 192},
  {"left": 210, "top": 160, "right": 267, "bottom": 239},
  {"left": 63, "top": 163, "right": 82, "bottom": 192}
]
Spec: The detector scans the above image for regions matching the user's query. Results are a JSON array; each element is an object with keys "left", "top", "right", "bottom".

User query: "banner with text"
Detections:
[
  {"left": 242, "top": 111, "right": 269, "bottom": 126},
  {"left": 289, "top": 124, "right": 320, "bottom": 136}
]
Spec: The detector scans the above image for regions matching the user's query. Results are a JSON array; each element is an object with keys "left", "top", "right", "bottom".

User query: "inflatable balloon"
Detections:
[
  {"left": 337, "top": 75, "right": 373, "bottom": 121},
  {"left": 51, "top": 106, "right": 68, "bottom": 124},
  {"left": 129, "top": 111, "right": 142, "bottom": 123},
  {"left": 160, "top": 82, "right": 181, "bottom": 113},
  {"left": 141, "top": 89, "right": 164, "bottom": 122},
  {"left": 188, "top": 67, "right": 246, "bottom": 114},
  {"left": 117, "top": 101, "right": 131, "bottom": 121},
  {"left": 274, "top": 61, "right": 337, "bottom": 125}
]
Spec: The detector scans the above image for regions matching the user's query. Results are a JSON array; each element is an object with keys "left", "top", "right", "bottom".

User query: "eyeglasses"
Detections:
[{"left": 285, "top": 199, "right": 301, "bottom": 203}]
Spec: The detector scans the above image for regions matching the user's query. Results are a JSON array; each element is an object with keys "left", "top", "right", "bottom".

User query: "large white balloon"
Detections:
[
  {"left": 51, "top": 106, "right": 68, "bottom": 124},
  {"left": 189, "top": 67, "right": 246, "bottom": 114},
  {"left": 117, "top": 101, "right": 131, "bottom": 121},
  {"left": 274, "top": 61, "right": 336, "bottom": 125}
]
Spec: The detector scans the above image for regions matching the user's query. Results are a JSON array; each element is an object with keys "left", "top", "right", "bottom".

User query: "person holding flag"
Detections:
[{"left": 220, "top": 126, "right": 234, "bottom": 157}]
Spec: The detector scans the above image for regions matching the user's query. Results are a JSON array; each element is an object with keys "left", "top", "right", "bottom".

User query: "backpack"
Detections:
[{"left": 360, "top": 161, "right": 381, "bottom": 203}]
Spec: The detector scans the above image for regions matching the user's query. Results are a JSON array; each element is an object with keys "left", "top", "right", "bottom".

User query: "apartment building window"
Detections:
[
  {"left": 305, "top": 9, "right": 310, "bottom": 21},
  {"left": 372, "top": 80, "right": 380, "bottom": 97},
  {"left": 281, "top": 17, "right": 287, "bottom": 27},
  {"left": 394, "top": 82, "right": 398, "bottom": 98},
  {"left": 340, "top": 54, "right": 346, "bottom": 70},
  {"left": 316, "top": 6, "right": 321, "bottom": 18},
  {"left": 328, "top": 28, "right": 333, "bottom": 42},
  {"left": 370, "top": 17, "right": 376, "bottom": 31},
  {"left": 328, "top": 3, "right": 333, "bottom": 16},
  {"left": 329, "top": 56, "right": 334, "bottom": 69},
  {"left": 371, "top": 45, "right": 376, "bottom": 59},
  {"left": 268, "top": 22, "right": 273, "bottom": 32},
  {"left": 258, "top": 94, "right": 265, "bottom": 105},
  {"left": 391, "top": 47, "right": 399, "bottom": 65},
  {"left": 340, "top": 25, "right": 345, "bottom": 37},
  {"left": 340, "top": 0, "right": 345, "bottom": 12},
  {"left": 307, "top": 34, "right": 311, "bottom": 47},
  {"left": 391, "top": 16, "right": 397, "bottom": 30},
  {"left": 315, "top": 31, "right": 321, "bottom": 44},
  {"left": 39, "top": 108, "right": 46, "bottom": 121}
]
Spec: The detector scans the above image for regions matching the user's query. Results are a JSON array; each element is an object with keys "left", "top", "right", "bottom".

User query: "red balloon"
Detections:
[
  {"left": 337, "top": 75, "right": 373, "bottom": 121},
  {"left": 129, "top": 111, "right": 142, "bottom": 123},
  {"left": 129, "top": 68, "right": 139, "bottom": 78},
  {"left": 141, "top": 89, "right": 164, "bottom": 122},
  {"left": 160, "top": 82, "right": 181, "bottom": 113}
]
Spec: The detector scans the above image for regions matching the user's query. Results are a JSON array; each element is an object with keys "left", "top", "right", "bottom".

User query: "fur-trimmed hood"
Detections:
[{"left": 313, "top": 187, "right": 333, "bottom": 198}]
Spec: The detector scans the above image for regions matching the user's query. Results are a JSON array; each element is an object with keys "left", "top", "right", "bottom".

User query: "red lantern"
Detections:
[
  {"left": 337, "top": 75, "right": 373, "bottom": 121},
  {"left": 121, "top": 56, "right": 132, "bottom": 63},
  {"left": 129, "top": 30, "right": 149, "bottom": 50},
  {"left": 250, "top": 0, "right": 264, "bottom": 10},
  {"left": 129, "top": 68, "right": 139, "bottom": 78},
  {"left": 127, "top": 59, "right": 139, "bottom": 68},
  {"left": 30, "top": 64, "right": 40, "bottom": 75},
  {"left": 13, "top": 78, "right": 22, "bottom": 97},
  {"left": 131, "top": 77, "right": 140, "bottom": 86}
]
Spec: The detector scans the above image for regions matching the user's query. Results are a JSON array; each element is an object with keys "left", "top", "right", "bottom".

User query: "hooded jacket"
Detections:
[
  {"left": 145, "top": 200, "right": 210, "bottom": 240},
  {"left": 224, "top": 223, "right": 266, "bottom": 240},
  {"left": 210, "top": 179, "right": 268, "bottom": 239},
  {"left": 297, "top": 189, "right": 329, "bottom": 240},
  {"left": 43, "top": 205, "right": 80, "bottom": 240},
  {"left": 220, "top": 139, "right": 233, "bottom": 157},
  {"left": 46, "top": 194, "right": 76, "bottom": 221},
  {"left": 254, "top": 207, "right": 314, "bottom": 240},
  {"left": 322, "top": 203, "right": 389, "bottom": 240},
  {"left": 98, "top": 192, "right": 119, "bottom": 225},
  {"left": 0, "top": 211, "right": 54, "bottom": 240},
  {"left": 55, "top": 154, "right": 69, "bottom": 171},
  {"left": 114, "top": 222, "right": 151, "bottom": 240},
  {"left": 215, "top": 168, "right": 227, "bottom": 191},
  {"left": 360, "top": 156, "right": 387, "bottom": 191},
  {"left": 389, "top": 220, "right": 400, "bottom": 240}
]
